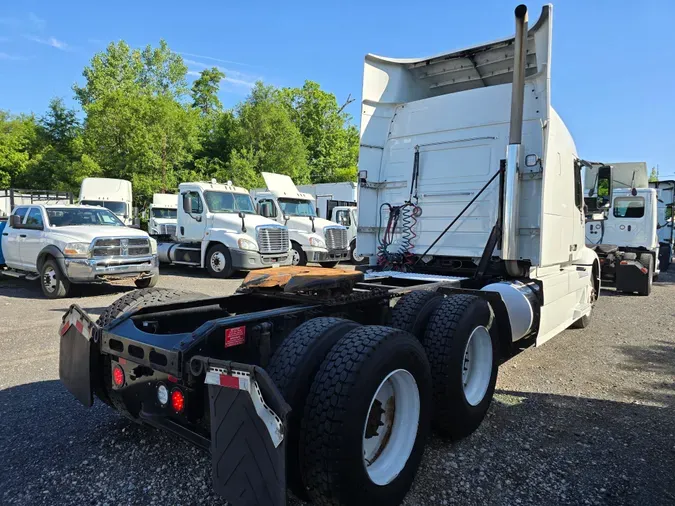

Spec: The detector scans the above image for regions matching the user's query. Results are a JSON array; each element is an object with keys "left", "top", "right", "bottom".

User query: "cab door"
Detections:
[
  {"left": 21, "top": 207, "right": 47, "bottom": 271},
  {"left": 179, "top": 190, "right": 207, "bottom": 241},
  {"left": 2, "top": 206, "right": 29, "bottom": 268}
]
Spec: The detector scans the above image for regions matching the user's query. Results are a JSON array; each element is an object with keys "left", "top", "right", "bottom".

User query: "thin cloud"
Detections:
[
  {"left": 24, "top": 35, "right": 70, "bottom": 51},
  {"left": 0, "top": 52, "right": 26, "bottom": 61},
  {"left": 177, "top": 51, "right": 259, "bottom": 69},
  {"left": 187, "top": 70, "right": 201, "bottom": 77},
  {"left": 28, "top": 12, "right": 46, "bottom": 31},
  {"left": 184, "top": 58, "right": 259, "bottom": 88}
]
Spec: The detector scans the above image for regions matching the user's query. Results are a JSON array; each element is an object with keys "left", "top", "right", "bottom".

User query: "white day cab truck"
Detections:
[
  {"left": 251, "top": 173, "right": 350, "bottom": 267},
  {"left": 585, "top": 162, "right": 660, "bottom": 295},
  {"left": 58, "top": 5, "right": 600, "bottom": 506},
  {"left": 156, "top": 180, "right": 292, "bottom": 277},
  {"left": 1, "top": 204, "right": 158, "bottom": 298},
  {"left": 296, "top": 181, "right": 364, "bottom": 263},
  {"left": 650, "top": 179, "right": 675, "bottom": 271},
  {"left": 147, "top": 193, "right": 178, "bottom": 237},
  {"left": 79, "top": 177, "right": 135, "bottom": 226}
]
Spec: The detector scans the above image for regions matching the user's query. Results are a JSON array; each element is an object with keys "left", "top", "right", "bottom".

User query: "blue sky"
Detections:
[{"left": 1, "top": 1, "right": 674, "bottom": 177}]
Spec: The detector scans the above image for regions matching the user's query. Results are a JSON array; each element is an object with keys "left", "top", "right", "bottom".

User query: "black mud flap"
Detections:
[
  {"left": 58, "top": 305, "right": 99, "bottom": 407},
  {"left": 205, "top": 360, "right": 290, "bottom": 506},
  {"left": 616, "top": 261, "right": 649, "bottom": 294}
]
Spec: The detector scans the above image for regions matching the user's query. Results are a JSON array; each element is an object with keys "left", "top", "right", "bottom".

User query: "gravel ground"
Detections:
[{"left": 1, "top": 265, "right": 674, "bottom": 505}]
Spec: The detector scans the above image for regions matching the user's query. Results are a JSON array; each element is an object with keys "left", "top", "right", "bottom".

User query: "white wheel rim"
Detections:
[
  {"left": 291, "top": 249, "right": 300, "bottom": 265},
  {"left": 353, "top": 251, "right": 365, "bottom": 263},
  {"left": 362, "top": 369, "right": 420, "bottom": 486},
  {"left": 462, "top": 326, "right": 493, "bottom": 406},
  {"left": 43, "top": 267, "right": 57, "bottom": 293},
  {"left": 210, "top": 252, "right": 226, "bottom": 272}
]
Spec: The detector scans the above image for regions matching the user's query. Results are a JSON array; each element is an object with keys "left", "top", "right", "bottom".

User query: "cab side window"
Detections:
[
  {"left": 25, "top": 208, "right": 44, "bottom": 228},
  {"left": 335, "top": 209, "right": 351, "bottom": 226},
  {"left": 10, "top": 207, "right": 28, "bottom": 227},
  {"left": 187, "top": 192, "right": 203, "bottom": 214},
  {"left": 258, "top": 199, "right": 277, "bottom": 218}
]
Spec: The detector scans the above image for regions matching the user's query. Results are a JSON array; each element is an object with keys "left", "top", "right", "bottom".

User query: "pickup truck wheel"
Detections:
[
  {"left": 267, "top": 317, "right": 361, "bottom": 500},
  {"left": 134, "top": 275, "right": 158, "bottom": 289},
  {"left": 390, "top": 290, "right": 444, "bottom": 341},
  {"left": 206, "top": 244, "right": 234, "bottom": 278},
  {"left": 40, "top": 258, "right": 70, "bottom": 299},
  {"left": 291, "top": 242, "right": 307, "bottom": 266},
  {"left": 423, "top": 294, "right": 498, "bottom": 440},
  {"left": 300, "top": 326, "right": 432, "bottom": 506},
  {"left": 95, "top": 288, "right": 206, "bottom": 413}
]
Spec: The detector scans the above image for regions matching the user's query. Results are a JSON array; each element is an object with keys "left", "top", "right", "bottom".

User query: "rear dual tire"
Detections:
[{"left": 300, "top": 326, "right": 432, "bottom": 506}]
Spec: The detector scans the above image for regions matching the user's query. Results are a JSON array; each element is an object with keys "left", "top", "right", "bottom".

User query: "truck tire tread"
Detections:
[
  {"left": 267, "top": 317, "right": 361, "bottom": 500},
  {"left": 300, "top": 325, "right": 432, "bottom": 506},
  {"left": 423, "top": 294, "right": 498, "bottom": 439},
  {"left": 390, "top": 290, "right": 443, "bottom": 340}
]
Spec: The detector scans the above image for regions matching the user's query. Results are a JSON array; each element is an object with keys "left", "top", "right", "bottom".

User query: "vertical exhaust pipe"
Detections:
[{"left": 502, "top": 4, "right": 528, "bottom": 274}]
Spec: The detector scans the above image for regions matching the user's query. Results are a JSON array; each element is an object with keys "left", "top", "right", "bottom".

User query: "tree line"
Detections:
[{"left": 0, "top": 40, "right": 359, "bottom": 206}]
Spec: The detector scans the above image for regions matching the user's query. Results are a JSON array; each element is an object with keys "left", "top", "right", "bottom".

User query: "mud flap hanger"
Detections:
[{"left": 190, "top": 356, "right": 291, "bottom": 506}]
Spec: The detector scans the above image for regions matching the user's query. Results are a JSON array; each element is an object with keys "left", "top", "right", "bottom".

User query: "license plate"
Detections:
[{"left": 272, "top": 263, "right": 280, "bottom": 268}]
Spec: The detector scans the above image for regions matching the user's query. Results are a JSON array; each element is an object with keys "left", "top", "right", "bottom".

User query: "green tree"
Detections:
[
  {"left": 649, "top": 167, "right": 659, "bottom": 182},
  {"left": 229, "top": 82, "right": 308, "bottom": 184},
  {"left": 74, "top": 40, "right": 199, "bottom": 206},
  {"left": 0, "top": 111, "right": 42, "bottom": 187},
  {"left": 192, "top": 67, "right": 225, "bottom": 115},
  {"left": 277, "top": 81, "right": 358, "bottom": 182}
]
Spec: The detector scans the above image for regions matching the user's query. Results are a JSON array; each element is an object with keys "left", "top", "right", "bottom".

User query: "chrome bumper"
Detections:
[
  {"left": 230, "top": 249, "right": 292, "bottom": 270},
  {"left": 306, "top": 248, "right": 350, "bottom": 263},
  {"left": 64, "top": 255, "right": 159, "bottom": 282}
]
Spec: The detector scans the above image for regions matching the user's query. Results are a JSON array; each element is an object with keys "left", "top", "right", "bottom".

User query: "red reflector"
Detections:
[
  {"left": 640, "top": 267, "right": 648, "bottom": 274},
  {"left": 118, "top": 357, "right": 127, "bottom": 365},
  {"left": 167, "top": 375, "right": 178, "bottom": 383},
  {"left": 219, "top": 374, "right": 241, "bottom": 389},
  {"left": 225, "top": 326, "right": 246, "bottom": 348},
  {"left": 112, "top": 365, "right": 125, "bottom": 387},
  {"left": 171, "top": 389, "right": 185, "bottom": 413},
  {"left": 620, "top": 261, "right": 628, "bottom": 265},
  {"left": 59, "top": 322, "right": 71, "bottom": 336}
]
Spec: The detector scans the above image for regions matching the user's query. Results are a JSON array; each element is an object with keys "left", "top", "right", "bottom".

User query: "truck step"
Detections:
[
  {"left": 25, "top": 273, "right": 40, "bottom": 281},
  {"left": 1, "top": 270, "right": 28, "bottom": 279},
  {"left": 171, "top": 260, "right": 201, "bottom": 266},
  {"left": 175, "top": 247, "right": 201, "bottom": 252}
]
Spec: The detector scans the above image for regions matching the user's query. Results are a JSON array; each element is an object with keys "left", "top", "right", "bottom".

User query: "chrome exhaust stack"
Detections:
[{"left": 503, "top": 4, "right": 528, "bottom": 275}]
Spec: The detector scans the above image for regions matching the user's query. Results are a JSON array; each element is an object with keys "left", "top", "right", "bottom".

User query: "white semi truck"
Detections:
[
  {"left": 585, "top": 162, "right": 660, "bottom": 295},
  {"left": 79, "top": 177, "right": 134, "bottom": 226},
  {"left": 156, "top": 180, "right": 293, "bottom": 277},
  {"left": 58, "top": 5, "right": 603, "bottom": 506},
  {"left": 147, "top": 193, "right": 178, "bottom": 236},
  {"left": 251, "top": 173, "right": 350, "bottom": 267},
  {"left": 650, "top": 179, "right": 675, "bottom": 271},
  {"left": 295, "top": 182, "right": 364, "bottom": 263}
]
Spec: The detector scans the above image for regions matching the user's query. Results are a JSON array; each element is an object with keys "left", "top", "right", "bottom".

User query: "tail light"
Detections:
[
  {"left": 112, "top": 365, "right": 125, "bottom": 387},
  {"left": 171, "top": 389, "right": 185, "bottom": 413}
]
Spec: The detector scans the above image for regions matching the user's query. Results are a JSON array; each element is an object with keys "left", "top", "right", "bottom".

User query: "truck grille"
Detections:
[
  {"left": 92, "top": 237, "right": 151, "bottom": 257},
  {"left": 257, "top": 226, "right": 289, "bottom": 254},
  {"left": 325, "top": 227, "right": 348, "bottom": 250},
  {"left": 160, "top": 224, "right": 177, "bottom": 236}
]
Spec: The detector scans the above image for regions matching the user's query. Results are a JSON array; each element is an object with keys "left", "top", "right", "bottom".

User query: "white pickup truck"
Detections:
[{"left": 0, "top": 204, "right": 159, "bottom": 298}]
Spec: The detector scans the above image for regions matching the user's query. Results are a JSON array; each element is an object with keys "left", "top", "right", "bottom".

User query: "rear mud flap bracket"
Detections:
[{"left": 205, "top": 361, "right": 290, "bottom": 506}]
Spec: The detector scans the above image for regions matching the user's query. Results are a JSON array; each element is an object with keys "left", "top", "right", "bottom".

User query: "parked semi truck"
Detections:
[
  {"left": 585, "top": 162, "right": 660, "bottom": 295},
  {"left": 251, "top": 173, "right": 350, "bottom": 267},
  {"left": 156, "top": 180, "right": 292, "bottom": 277},
  {"left": 650, "top": 179, "right": 675, "bottom": 271},
  {"left": 58, "top": 5, "right": 600, "bottom": 506},
  {"left": 79, "top": 177, "right": 134, "bottom": 226},
  {"left": 147, "top": 193, "right": 178, "bottom": 236}
]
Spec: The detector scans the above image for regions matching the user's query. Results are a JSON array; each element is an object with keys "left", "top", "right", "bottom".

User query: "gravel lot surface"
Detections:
[{"left": 1, "top": 265, "right": 673, "bottom": 505}]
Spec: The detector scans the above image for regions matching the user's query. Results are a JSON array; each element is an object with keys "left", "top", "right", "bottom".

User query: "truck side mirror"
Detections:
[
  {"left": 182, "top": 194, "right": 191, "bottom": 213},
  {"left": 10, "top": 215, "right": 22, "bottom": 228}
]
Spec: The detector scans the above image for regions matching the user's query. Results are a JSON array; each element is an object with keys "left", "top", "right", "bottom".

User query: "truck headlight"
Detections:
[
  {"left": 309, "top": 236, "right": 326, "bottom": 248},
  {"left": 63, "top": 242, "right": 90, "bottom": 258},
  {"left": 238, "top": 238, "right": 258, "bottom": 251},
  {"left": 149, "top": 237, "right": 158, "bottom": 254}
]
